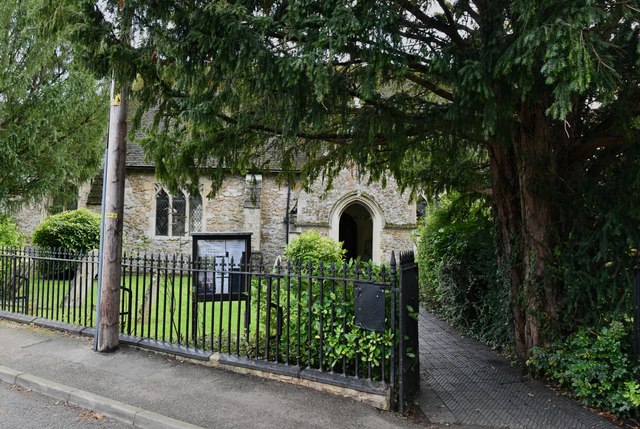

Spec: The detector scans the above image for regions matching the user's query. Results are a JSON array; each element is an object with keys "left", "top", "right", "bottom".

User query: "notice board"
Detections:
[{"left": 192, "top": 232, "right": 251, "bottom": 299}]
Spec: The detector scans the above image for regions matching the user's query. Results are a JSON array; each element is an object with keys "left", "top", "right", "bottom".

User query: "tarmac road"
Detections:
[{"left": 0, "top": 381, "right": 130, "bottom": 429}]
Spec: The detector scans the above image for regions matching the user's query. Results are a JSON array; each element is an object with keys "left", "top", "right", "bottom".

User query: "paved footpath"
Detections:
[
  {"left": 416, "top": 309, "right": 618, "bottom": 429},
  {"left": 0, "top": 318, "right": 422, "bottom": 429},
  {"left": 0, "top": 312, "right": 623, "bottom": 429}
]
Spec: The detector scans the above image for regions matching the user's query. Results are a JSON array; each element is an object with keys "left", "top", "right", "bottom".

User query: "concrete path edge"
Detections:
[
  {"left": 0, "top": 365, "right": 203, "bottom": 429},
  {"left": 0, "top": 312, "right": 390, "bottom": 411}
]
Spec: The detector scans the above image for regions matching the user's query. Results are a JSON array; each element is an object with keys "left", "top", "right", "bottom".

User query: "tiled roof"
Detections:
[
  {"left": 126, "top": 142, "right": 153, "bottom": 168},
  {"left": 86, "top": 170, "right": 103, "bottom": 206}
]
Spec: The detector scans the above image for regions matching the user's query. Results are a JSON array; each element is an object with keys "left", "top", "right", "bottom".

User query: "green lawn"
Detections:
[
  {"left": 1, "top": 271, "right": 258, "bottom": 353},
  {"left": 119, "top": 273, "right": 254, "bottom": 351},
  {"left": 3, "top": 266, "right": 318, "bottom": 363},
  {"left": 2, "top": 268, "right": 389, "bottom": 377}
]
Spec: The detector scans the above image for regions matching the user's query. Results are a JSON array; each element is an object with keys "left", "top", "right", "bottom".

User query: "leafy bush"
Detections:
[
  {"left": 416, "top": 192, "right": 511, "bottom": 349},
  {"left": 0, "top": 215, "right": 25, "bottom": 291},
  {"left": 284, "top": 230, "right": 345, "bottom": 268},
  {"left": 0, "top": 214, "right": 24, "bottom": 247},
  {"left": 527, "top": 320, "right": 640, "bottom": 418},
  {"left": 551, "top": 144, "right": 640, "bottom": 334},
  {"left": 32, "top": 208, "right": 100, "bottom": 252},
  {"left": 32, "top": 209, "right": 100, "bottom": 280},
  {"left": 253, "top": 231, "right": 393, "bottom": 379}
]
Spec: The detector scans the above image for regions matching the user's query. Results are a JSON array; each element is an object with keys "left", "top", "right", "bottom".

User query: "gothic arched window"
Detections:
[
  {"left": 155, "top": 189, "right": 170, "bottom": 236},
  {"left": 172, "top": 190, "right": 186, "bottom": 236},
  {"left": 189, "top": 192, "right": 203, "bottom": 232},
  {"left": 155, "top": 187, "right": 203, "bottom": 236}
]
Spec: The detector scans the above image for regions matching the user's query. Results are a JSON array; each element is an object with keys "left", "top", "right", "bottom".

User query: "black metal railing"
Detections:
[
  {"left": 0, "top": 247, "right": 99, "bottom": 327},
  {"left": 0, "top": 246, "right": 419, "bottom": 406},
  {"left": 116, "top": 251, "right": 398, "bottom": 382}
]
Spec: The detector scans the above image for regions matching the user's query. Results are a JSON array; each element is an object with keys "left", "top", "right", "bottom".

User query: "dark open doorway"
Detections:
[{"left": 338, "top": 202, "right": 373, "bottom": 261}]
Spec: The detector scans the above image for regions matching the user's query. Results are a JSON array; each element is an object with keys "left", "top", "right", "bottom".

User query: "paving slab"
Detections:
[
  {"left": 1, "top": 310, "right": 622, "bottom": 429},
  {"left": 0, "top": 319, "right": 421, "bottom": 429},
  {"left": 416, "top": 309, "right": 618, "bottom": 429}
]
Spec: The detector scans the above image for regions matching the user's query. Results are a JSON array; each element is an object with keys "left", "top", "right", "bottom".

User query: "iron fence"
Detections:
[
  {"left": 0, "top": 247, "right": 98, "bottom": 327},
  {"left": 0, "top": 246, "right": 418, "bottom": 408},
  {"left": 119, "top": 251, "right": 399, "bottom": 383}
]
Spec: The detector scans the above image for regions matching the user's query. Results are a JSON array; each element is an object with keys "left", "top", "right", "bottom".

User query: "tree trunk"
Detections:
[
  {"left": 488, "top": 104, "right": 559, "bottom": 362},
  {"left": 487, "top": 138, "right": 526, "bottom": 360},
  {"left": 514, "top": 106, "right": 556, "bottom": 356}
]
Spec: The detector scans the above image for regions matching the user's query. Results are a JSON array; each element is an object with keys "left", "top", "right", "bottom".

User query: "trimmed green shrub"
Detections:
[
  {"left": 32, "top": 208, "right": 100, "bottom": 252},
  {"left": 0, "top": 214, "right": 24, "bottom": 247},
  {"left": 527, "top": 320, "right": 640, "bottom": 418},
  {"left": 416, "top": 192, "right": 511, "bottom": 350},
  {"left": 284, "top": 230, "right": 345, "bottom": 268}
]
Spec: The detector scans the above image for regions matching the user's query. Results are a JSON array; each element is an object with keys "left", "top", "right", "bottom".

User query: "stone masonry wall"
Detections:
[
  {"left": 296, "top": 167, "right": 415, "bottom": 228},
  {"left": 379, "top": 227, "right": 416, "bottom": 264},
  {"left": 11, "top": 204, "right": 48, "bottom": 241},
  {"left": 118, "top": 172, "right": 248, "bottom": 255},
  {"left": 258, "top": 176, "right": 290, "bottom": 266},
  {"left": 294, "top": 168, "right": 416, "bottom": 264},
  {"left": 16, "top": 166, "right": 416, "bottom": 266}
]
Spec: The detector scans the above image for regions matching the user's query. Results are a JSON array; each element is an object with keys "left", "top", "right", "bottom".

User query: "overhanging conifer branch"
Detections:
[{"left": 405, "top": 73, "right": 454, "bottom": 101}]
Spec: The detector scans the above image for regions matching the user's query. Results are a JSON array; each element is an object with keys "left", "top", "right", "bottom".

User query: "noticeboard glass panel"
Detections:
[{"left": 192, "top": 233, "right": 251, "bottom": 300}]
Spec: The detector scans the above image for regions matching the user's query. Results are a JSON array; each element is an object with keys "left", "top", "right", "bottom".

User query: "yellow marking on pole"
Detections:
[
  {"left": 106, "top": 213, "right": 118, "bottom": 219},
  {"left": 111, "top": 93, "right": 121, "bottom": 106}
]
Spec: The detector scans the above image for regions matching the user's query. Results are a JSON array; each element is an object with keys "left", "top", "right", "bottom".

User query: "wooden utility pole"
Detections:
[
  {"left": 96, "top": 0, "right": 130, "bottom": 353},
  {"left": 97, "top": 83, "right": 128, "bottom": 352}
]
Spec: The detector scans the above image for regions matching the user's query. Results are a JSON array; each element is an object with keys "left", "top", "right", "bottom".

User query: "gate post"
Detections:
[
  {"left": 397, "top": 251, "right": 420, "bottom": 412},
  {"left": 634, "top": 254, "right": 640, "bottom": 380}
]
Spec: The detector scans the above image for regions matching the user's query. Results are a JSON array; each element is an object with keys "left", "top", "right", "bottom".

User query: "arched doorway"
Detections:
[
  {"left": 338, "top": 203, "right": 373, "bottom": 261},
  {"left": 329, "top": 193, "right": 384, "bottom": 264}
]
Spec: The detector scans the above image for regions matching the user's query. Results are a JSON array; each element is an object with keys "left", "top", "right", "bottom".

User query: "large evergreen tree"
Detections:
[
  {"left": 0, "top": 0, "right": 106, "bottom": 210},
  {"left": 57, "top": 0, "right": 640, "bottom": 360}
]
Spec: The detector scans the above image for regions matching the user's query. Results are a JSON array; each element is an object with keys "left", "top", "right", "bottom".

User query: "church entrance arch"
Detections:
[
  {"left": 339, "top": 203, "right": 373, "bottom": 261},
  {"left": 329, "top": 193, "right": 384, "bottom": 264}
]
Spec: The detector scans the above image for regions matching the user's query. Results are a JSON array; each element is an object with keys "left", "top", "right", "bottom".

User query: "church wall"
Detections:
[
  {"left": 10, "top": 204, "right": 47, "bottom": 241},
  {"left": 296, "top": 168, "right": 415, "bottom": 228},
  {"left": 380, "top": 227, "right": 417, "bottom": 264},
  {"left": 257, "top": 177, "right": 290, "bottom": 266},
  {"left": 16, "top": 167, "right": 416, "bottom": 267},
  {"left": 116, "top": 172, "right": 249, "bottom": 255},
  {"left": 82, "top": 171, "right": 292, "bottom": 264},
  {"left": 294, "top": 168, "right": 416, "bottom": 264}
]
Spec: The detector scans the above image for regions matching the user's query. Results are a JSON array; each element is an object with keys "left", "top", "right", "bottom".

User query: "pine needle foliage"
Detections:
[
  {"left": 49, "top": 0, "right": 640, "bottom": 358},
  {"left": 0, "top": 0, "right": 107, "bottom": 210}
]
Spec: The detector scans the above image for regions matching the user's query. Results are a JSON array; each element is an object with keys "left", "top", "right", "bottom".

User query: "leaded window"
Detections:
[
  {"left": 155, "top": 187, "right": 203, "bottom": 236},
  {"left": 156, "top": 190, "right": 170, "bottom": 236},
  {"left": 189, "top": 192, "right": 203, "bottom": 232},
  {"left": 172, "top": 191, "right": 186, "bottom": 235}
]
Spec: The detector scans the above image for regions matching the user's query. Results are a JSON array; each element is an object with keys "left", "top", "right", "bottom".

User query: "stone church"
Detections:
[{"left": 16, "top": 142, "right": 416, "bottom": 266}]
